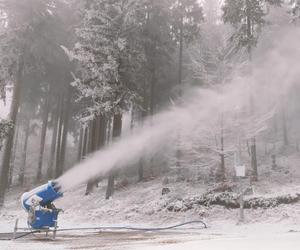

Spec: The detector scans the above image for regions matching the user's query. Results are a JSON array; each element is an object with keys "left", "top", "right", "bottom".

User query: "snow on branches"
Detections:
[
  {"left": 0, "top": 119, "right": 13, "bottom": 150},
  {"left": 67, "top": 0, "right": 143, "bottom": 122}
]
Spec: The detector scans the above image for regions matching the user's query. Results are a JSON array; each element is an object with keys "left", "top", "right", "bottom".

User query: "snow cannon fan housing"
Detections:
[{"left": 21, "top": 181, "right": 63, "bottom": 229}]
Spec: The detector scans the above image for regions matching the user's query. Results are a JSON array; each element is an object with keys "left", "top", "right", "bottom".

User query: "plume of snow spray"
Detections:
[{"left": 58, "top": 24, "right": 300, "bottom": 192}]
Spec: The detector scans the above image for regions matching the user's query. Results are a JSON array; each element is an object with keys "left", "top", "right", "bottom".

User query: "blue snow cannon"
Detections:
[{"left": 21, "top": 180, "right": 63, "bottom": 230}]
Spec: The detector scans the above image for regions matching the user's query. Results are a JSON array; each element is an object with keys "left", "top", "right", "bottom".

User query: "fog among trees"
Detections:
[{"left": 0, "top": 0, "right": 300, "bottom": 209}]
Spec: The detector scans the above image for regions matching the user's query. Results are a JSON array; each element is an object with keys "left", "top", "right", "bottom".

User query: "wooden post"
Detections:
[{"left": 239, "top": 191, "right": 244, "bottom": 223}]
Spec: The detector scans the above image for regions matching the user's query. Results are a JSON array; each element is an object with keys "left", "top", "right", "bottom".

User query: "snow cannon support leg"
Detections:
[{"left": 13, "top": 219, "right": 18, "bottom": 240}]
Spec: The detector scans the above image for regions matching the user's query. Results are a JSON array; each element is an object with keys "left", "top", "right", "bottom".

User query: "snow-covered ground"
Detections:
[
  {"left": 1, "top": 153, "right": 300, "bottom": 249},
  {"left": 0, "top": 218, "right": 299, "bottom": 249}
]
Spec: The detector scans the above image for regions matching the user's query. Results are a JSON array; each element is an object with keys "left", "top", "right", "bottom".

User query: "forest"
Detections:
[{"left": 0, "top": 0, "right": 299, "bottom": 212}]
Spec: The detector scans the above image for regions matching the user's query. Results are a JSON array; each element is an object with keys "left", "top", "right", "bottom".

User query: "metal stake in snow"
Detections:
[
  {"left": 239, "top": 185, "right": 245, "bottom": 222},
  {"left": 234, "top": 151, "right": 247, "bottom": 223}
]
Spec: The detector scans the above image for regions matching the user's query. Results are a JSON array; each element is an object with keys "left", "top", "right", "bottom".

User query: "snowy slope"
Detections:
[{"left": 0, "top": 153, "right": 300, "bottom": 249}]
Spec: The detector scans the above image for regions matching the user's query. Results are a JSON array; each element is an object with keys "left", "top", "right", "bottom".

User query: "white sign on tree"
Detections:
[
  {"left": 235, "top": 164, "right": 246, "bottom": 177},
  {"left": 234, "top": 151, "right": 246, "bottom": 177}
]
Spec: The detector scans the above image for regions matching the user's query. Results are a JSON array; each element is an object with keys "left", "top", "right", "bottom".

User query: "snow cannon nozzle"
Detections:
[{"left": 52, "top": 179, "right": 62, "bottom": 193}]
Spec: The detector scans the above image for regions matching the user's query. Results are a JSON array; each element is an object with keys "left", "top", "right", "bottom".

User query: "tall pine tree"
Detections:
[{"left": 222, "top": 0, "right": 281, "bottom": 181}]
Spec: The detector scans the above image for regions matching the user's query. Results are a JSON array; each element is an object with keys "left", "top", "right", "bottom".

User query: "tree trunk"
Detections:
[
  {"left": 9, "top": 123, "right": 20, "bottom": 186},
  {"left": 77, "top": 127, "right": 84, "bottom": 162},
  {"left": 86, "top": 119, "right": 97, "bottom": 195},
  {"left": 105, "top": 113, "right": 122, "bottom": 200},
  {"left": 246, "top": 0, "right": 258, "bottom": 182},
  {"left": 251, "top": 137, "right": 258, "bottom": 182},
  {"left": 149, "top": 46, "right": 156, "bottom": 176},
  {"left": 18, "top": 117, "right": 30, "bottom": 186},
  {"left": 85, "top": 116, "right": 107, "bottom": 195},
  {"left": 95, "top": 116, "right": 101, "bottom": 149},
  {"left": 36, "top": 94, "right": 50, "bottom": 182},
  {"left": 98, "top": 115, "right": 107, "bottom": 149},
  {"left": 0, "top": 57, "right": 23, "bottom": 206},
  {"left": 281, "top": 101, "right": 288, "bottom": 146},
  {"left": 47, "top": 101, "right": 59, "bottom": 179},
  {"left": 82, "top": 126, "right": 89, "bottom": 159},
  {"left": 138, "top": 73, "right": 148, "bottom": 182},
  {"left": 246, "top": 0, "right": 252, "bottom": 56},
  {"left": 217, "top": 114, "right": 225, "bottom": 182},
  {"left": 178, "top": 11, "right": 184, "bottom": 93},
  {"left": 106, "top": 116, "right": 113, "bottom": 144},
  {"left": 96, "top": 116, "right": 107, "bottom": 186},
  {"left": 176, "top": 11, "right": 184, "bottom": 174},
  {"left": 150, "top": 75, "right": 155, "bottom": 117},
  {"left": 87, "top": 120, "right": 93, "bottom": 155},
  {"left": 55, "top": 95, "right": 64, "bottom": 178},
  {"left": 58, "top": 88, "right": 71, "bottom": 175},
  {"left": 105, "top": 173, "right": 115, "bottom": 200}
]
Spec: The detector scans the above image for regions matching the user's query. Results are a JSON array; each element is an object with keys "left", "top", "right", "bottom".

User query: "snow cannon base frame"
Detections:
[{"left": 13, "top": 217, "right": 59, "bottom": 240}]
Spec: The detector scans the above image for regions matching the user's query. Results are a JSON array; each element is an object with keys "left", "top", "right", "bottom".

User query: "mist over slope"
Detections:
[{"left": 58, "top": 24, "right": 300, "bottom": 191}]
